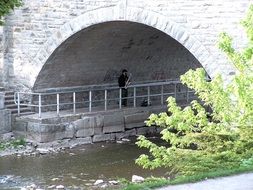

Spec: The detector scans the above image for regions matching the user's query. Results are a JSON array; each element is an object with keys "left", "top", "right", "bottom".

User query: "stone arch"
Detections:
[{"left": 29, "top": 5, "right": 225, "bottom": 89}]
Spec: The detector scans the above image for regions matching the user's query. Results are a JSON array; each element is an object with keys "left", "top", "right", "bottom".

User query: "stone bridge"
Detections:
[
  {"left": 0, "top": 0, "right": 251, "bottom": 141},
  {"left": 0, "top": 0, "right": 250, "bottom": 91}
]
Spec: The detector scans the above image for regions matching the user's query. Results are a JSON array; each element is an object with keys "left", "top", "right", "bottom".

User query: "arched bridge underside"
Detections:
[{"left": 28, "top": 6, "right": 234, "bottom": 91}]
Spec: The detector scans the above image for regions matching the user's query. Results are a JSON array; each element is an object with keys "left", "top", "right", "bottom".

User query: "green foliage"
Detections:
[
  {"left": 0, "top": 0, "right": 23, "bottom": 25},
  {"left": 121, "top": 177, "right": 169, "bottom": 190},
  {"left": 0, "top": 138, "right": 26, "bottom": 151},
  {"left": 136, "top": 5, "right": 253, "bottom": 176}
]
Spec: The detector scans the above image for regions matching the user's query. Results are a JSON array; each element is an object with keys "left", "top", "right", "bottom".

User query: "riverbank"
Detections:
[{"left": 0, "top": 132, "right": 132, "bottom": 157}]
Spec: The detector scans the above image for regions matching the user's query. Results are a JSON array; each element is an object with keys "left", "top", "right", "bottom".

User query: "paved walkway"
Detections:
[{"left": 156, "top": 173, "right": 253, "bottom": 190}]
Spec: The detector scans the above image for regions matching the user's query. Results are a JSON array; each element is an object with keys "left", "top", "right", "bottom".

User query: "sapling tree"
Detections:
[{"left": 136, "top": 5, "right": 253, "bottom": 175}]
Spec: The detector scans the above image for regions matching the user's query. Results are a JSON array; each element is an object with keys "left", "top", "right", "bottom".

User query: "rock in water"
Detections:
[
  {"left": 56, "top": 185, "right": 65, "bottom": 189},
  {"left": 122, "top": 138, "right": 130, "bottom": 142},
  {"left": 37, "top": 148, "right": 50, "bottom": 154},
  {"left": 132, "top": 175, "right": 145, "bottom": 183},
  {"left": 109, "top": 180, "right": 119, "bottom": 185},
  {"left": 94, "top": 179, "right": 104, "bottom": 185}
]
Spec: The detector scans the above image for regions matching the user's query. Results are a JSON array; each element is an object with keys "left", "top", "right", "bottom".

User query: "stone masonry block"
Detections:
[
  {"left": 124, "top": 112, "right": 150, "bottom": 129},
  {"left": 72, "top": 119, "right": 84, "bottom": 130},
  {"left": 0, "top": 109, "right": 11, "bottom": 133},
  {"left": 93, "top": 134, "right": 115, "bottom": 143},
  {"left": 65, "top": 124, "right": 75, "bottom": 139},
  {"left": 115, "top": 128, "right": 136, "bottom": 139},
  {"left": 76, "top": 128, "right": 93, "bottom": 138},
  {"left": 74, "top": 137, "right": 92, "bottom": 145},
  {"left": 136, "top": 126, "right": 157, "bottom": 136},
  {"left": 74, "top": 116, "right": 96, "bottom": 137},
  {"left": 103, "top": 112, "right": 124, "bottom": 133},
  {"left": 125, "top": 128, "right": 137, "bottom": 137},
  {"left": 13, "top": 120, "right": 28, "bottom": 132}
]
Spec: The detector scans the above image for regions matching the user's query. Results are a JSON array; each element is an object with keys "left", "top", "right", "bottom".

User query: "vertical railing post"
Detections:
[
  {"left": 161, "top": 85, "right": 164, "bottom": 105},
  {"left": 57, "top": 93, "right": 60, "bottom": 116},
  {"left": 174, "top": 83, "right": 177, "bottom": 100},
  {"left": 133, "top": 87, "right": 136, "bottom": 108},
  {"left": 17, "top": 93, "right": 20, "bottom": 116},
  {"left": 89, "top": 90, "right": 92, "bottom": 112},
  {"left": 147, "top": 86, "right": 150, "bottom": 106},
  {"left": 104, "top": 89, "right": 107, "bottom": 111},
  {"left": 38, "top": 94, "right": 41, "bottom": 118},
  {"left": 119, "top": 88, "right": 122, "bottom": 109},
  {"left": 73, "top": 92, "right": 76, "bottom": 114},
  {"left": 186, "top": 88, "right": 189, "bottom": 103}
]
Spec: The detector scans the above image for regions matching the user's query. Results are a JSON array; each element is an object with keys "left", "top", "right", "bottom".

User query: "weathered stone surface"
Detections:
[
  {"left": 13, "top": 119, "right": 27, "bottom": 132},
  {"left": 0, "top": 93, "right": 4, "bottom": 109},
  {"left": 0, "top": 132, "right": 13, "bottom": 141},
  {"left": 65, "top": 124, "right": 75, "bottom": 138},
  {"left": 76, "top": 128, "right": 93, "bottom": 138},
  {"left": 93, "top": 134, "right": 115, "bottom": 142},
  {"left": 72, "top": 116, "right": 98, "bottom": 137},
  {"left": 27, "top": 122, "right": 65, "bottom": 133},
  {"left": 73, "top": 137, "right": 92, "bottom": 145},
  {"left": 27, "top": 132, "right": 54, "bottom": 143},
  {"left": 72, "top": 119, "right": 84, "bottom": 130},
  {"left": 124, "top": 112, "right": 150, "bottom": 129},
  {"left": 125, "top": 128, "right": 137, "bottom": 137},
  {"left": 115, "top": 128, "right": 137, "bottom": 139},
  {"left": 103, "top": 112, "right": 124, "bottom": 133},
  {"left": 136, "top": 126, "right": 157, "bottom": 135},
  {"left": 0, "top": 109, "right": 11, "bottom": 133}
]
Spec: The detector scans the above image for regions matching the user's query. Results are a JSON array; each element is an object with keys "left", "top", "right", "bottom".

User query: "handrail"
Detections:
[{"left": 14, "top": 80, "right": 195, "bottom": 118}]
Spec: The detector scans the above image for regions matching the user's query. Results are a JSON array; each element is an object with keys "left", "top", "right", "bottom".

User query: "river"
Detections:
[{"left": 0, "top": 137, "right": 169, "bottom": 189}]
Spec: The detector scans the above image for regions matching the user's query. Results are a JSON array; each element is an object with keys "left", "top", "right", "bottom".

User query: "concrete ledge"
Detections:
[{"left": 13, "top": 106, "right": 165, "bottom": 143}]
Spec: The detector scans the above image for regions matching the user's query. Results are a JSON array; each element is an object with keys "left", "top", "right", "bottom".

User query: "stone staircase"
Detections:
[{"left": 0, "top": 87, "right": 34, "bottom": 116}]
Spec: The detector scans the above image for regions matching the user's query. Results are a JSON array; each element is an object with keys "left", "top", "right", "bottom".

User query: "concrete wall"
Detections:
[{"left": 0, "top": 0, "right": 251, "bottom": 90}]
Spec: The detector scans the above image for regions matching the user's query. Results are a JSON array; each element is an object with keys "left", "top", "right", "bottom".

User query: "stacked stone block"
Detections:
[{"left": 14, "top": 106, "right": 165, "bottom": 143}]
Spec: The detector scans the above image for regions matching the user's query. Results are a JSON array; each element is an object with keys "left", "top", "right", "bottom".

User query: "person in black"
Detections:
[{"left": 118, "top": 69, "right": 129, "bottom": 106}]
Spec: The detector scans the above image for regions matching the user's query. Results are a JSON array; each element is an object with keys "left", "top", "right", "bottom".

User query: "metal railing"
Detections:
[{"left": 14, "top": 80, "right": 195, "bottom": 118}]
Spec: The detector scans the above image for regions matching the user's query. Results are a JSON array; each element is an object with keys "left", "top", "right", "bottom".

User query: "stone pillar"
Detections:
[
  {"left": 0, "top": 26, "right": 4, "bottom": 86},
  {"left": 0, "top": 92, "right": 12, "bottom": 133}
]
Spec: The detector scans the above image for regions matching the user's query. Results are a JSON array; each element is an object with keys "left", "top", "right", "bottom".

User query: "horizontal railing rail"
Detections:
[{"left": 14, "top": 80, "right": 195, "bottom": 118}]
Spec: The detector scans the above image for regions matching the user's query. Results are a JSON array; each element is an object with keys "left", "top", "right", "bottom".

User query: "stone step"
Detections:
[
  {"left": 5, "top": 99, "right": 17, "bottom": 105},
  {"left": 5, "top": 104, "right": 28, "bottom": 109},
  {"left": 0, "top": 87, "right": 5, "bottom": 91},
  {"left": 4, "top": 91, "right": 15, "bottom": 95},
  {"left": 13, "top": 111, "right": 36, "bottom": 117},
  {"left": 7, "top": 107, "right": 32, "bottom": 114},
  {"left": 5, "top": 100, "right": 25, "bottom": 105},
  {"left": 4, "top": 95, "right": 15, "bottom": 100}
]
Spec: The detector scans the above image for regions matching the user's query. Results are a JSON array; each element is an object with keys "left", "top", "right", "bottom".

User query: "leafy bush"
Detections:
[
  {"left": 0, "top": 138, "right": 26, "bottom": 151},
  {"left": 136, "top": 5, "right": 253, "bottom": 176}
]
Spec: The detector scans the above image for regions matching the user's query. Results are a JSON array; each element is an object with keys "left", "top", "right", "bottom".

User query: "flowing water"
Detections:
[{"left": 0, "top": 138, "right": 169, "bottom": 189}]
